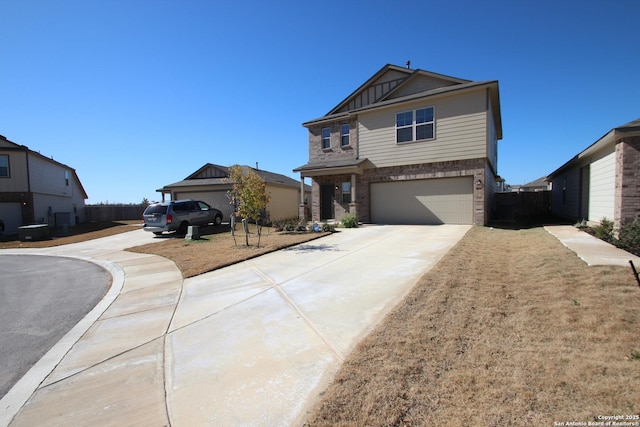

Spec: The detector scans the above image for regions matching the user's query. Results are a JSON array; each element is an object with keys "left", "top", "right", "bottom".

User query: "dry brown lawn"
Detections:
[
  {"left": 304, "top": 226, "right": 640, "bottom": 426},
  {"left": 0, "top": 221, "right": 142, "bottom": 249},
  {"left": 3, "top": 221, "right": 639, "bottom": 424},
  {"left": 127, "top": 223, "right": 329, "bottom": 278}
]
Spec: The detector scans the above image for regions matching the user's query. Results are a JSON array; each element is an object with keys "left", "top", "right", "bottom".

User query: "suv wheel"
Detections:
[
  {"left": 177, "top": 221, "right": 189, "bottom": 235},
  {"left": 214, "top": 215, "right": 222, "bottom": 226}
]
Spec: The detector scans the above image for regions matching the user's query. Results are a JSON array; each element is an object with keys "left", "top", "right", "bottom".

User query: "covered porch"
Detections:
[{"left": 293, "top": 158, "right": 369, "bottom": 222}]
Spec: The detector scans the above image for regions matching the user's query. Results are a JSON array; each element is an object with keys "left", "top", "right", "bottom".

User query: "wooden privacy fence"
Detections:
[
  {"left": 493, "top": 191, "right": 551, "bottom": 222},
  {"left": 84, "top": 204, "right": 147, "bottom": 222}
]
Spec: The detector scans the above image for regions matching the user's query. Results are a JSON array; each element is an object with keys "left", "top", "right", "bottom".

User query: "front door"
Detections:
[{"left": 320, "top": 184, "right": 334, "bottom": 220}]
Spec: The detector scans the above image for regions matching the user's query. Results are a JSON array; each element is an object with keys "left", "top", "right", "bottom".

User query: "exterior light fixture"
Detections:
[{"left": 475, "top": 179, "right": 483, "bottom": 189}]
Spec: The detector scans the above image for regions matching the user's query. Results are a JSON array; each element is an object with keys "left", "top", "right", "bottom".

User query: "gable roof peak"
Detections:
[{"left": 326, "top": 63, "right": 472, "bottom": 116}]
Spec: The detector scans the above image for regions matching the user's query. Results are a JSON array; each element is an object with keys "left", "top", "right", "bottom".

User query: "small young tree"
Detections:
[{"left": 228, "top": 165, "right": 271, "bottom": 247}]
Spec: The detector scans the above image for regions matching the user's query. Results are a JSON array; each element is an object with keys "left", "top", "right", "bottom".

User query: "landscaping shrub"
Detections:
[
  {"left": 616, "top": 217, "right": 640, "bottom": 256},
  {"left": 321, "top": 222, "right": 335, "bottom": 232},
  {"left": 341, "top": 214, "right": 358, "bottom": 228},
  {"left": 592, "top": 217, "right": 614, "bottom": 243}
]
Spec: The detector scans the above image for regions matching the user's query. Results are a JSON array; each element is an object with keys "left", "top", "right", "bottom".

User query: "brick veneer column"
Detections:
[{"left": 615, "top": 136, "right": 640, "bottom": 229}]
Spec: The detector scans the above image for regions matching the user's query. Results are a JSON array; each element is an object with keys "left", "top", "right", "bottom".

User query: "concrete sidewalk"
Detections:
[
  {"left": 1, "top": 225, "right": 470, "bottom": 426},
  {"left": 545, "top": 225, "right": 640, "bottom": 267}
]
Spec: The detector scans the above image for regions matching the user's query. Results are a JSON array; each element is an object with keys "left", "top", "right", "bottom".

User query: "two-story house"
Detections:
[
  {"left": 294, "top": 64, "right": 502, "bottom": 225},
  {"left": 0, "top": 135, "right": 88, "bottom": 235}
]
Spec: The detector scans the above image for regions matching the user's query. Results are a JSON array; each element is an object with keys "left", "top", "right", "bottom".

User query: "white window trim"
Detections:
[{"left": 395, "top": 106, "right": 435, "bottom": 144}]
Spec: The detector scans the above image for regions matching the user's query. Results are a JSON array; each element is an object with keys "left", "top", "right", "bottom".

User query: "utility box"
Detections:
[{"left": 18, "top": 224, "right": 50, "bottom": 242}]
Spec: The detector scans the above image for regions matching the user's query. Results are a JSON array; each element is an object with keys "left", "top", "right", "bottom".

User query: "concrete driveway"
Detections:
[{"left": 2, "top": 225, "right": 469, "bottom": 426}]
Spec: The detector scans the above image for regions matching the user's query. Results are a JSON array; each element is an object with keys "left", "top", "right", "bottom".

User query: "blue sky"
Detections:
[{"left": 2, "top": 0, "right": 639, "bottom": 204}]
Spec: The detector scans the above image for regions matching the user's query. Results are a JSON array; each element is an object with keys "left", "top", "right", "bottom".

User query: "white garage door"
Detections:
[
  {"left": 371, "top": 177, "right": 473, "bottom": 224},
  {"left": 0, "top": 202, "right": 23, "bottom": 235}
]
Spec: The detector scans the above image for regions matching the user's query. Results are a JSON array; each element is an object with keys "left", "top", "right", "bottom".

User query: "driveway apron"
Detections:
[
  {"left": 3, "top": 225, "right": 470, "bottom": 426},
  {"left": 165, "top": 225, "right": 470, "bottom": 425}
]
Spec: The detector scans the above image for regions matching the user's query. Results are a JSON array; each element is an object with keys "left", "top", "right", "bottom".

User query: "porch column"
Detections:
[{"left": 298, "top": 174, "right": 307, "bottom": 220}]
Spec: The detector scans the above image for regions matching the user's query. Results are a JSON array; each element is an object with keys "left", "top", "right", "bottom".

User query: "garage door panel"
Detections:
[{"left": 371, "top": 177, "right": 473, "bottom": 225}]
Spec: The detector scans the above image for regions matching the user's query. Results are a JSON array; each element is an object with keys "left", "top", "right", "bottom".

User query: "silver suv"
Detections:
[{"left": 142, "top": 200, "right": 223, "bottom": 236}]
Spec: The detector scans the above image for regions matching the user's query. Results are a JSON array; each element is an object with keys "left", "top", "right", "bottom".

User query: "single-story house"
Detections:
[
  {"left": 0, "top": 135, "right": 88, "bottom": 235},
  {"left": 156, "top": 163, "right": 310, "bottom": 222},
  {"left": 546, "top": 118, "right": 640, "bottom": 229}
]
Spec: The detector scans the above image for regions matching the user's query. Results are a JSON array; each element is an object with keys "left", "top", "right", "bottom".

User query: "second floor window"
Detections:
[
  {"left": 396, "top": 107, "right": 435, "bottom": 143},
  {"left": 321, "top": 127, "right": 331, "bottom": 149},
  {"left": 341, "top": 124, "right": 350, "bottom": 146},
  {"left": 0, "top": 155, "right": 9, "bottom": 177},
  {"left": 65, "top": 170, "right": 70, "bottom": 186}
]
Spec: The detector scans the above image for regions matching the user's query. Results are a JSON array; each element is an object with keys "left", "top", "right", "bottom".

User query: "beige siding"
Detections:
[
  {"left": 0, "top": 150, "right": 29, "bottom": 192},
  {"left": 28, "top": 154, "right": 73, "bottom": 197},
  {"left": 359, "top": 90, "right": 487, "bottom": 167},
  {"left": 486, "top": 95, "right": 498, "bottom": 172},
  {"left": 387, "top": 75, "right": 457, "bottom": 99},
  {"left": 589, "top": 147, "right": 615, "bottom": 222},
  {"left": 266, "top": 186, "right": 299, "bottom": 220}
]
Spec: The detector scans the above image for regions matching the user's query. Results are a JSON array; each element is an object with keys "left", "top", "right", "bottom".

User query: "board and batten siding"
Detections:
[
  {"left": 588, "top": 146, "right": 615, "bottom": 222},
  {"left": 358, "top": 90, "right": 488, "bottom": 168}
]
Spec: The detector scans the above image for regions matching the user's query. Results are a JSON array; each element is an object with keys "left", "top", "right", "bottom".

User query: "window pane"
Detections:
[
  {"left": 397, "top": 127, "right": 413, "bottom": 143},
  {"left": 396, "top": 111, "right": 413, "bottom": 127},
  {"left": 0, "top": 155, "right": 8, "bottom": 177},
  {"left": 416, "top": 123, "right": 434, "bottom": 140},
  {"left": 322, "top": 127, "right": 330, "bottom": 148},
  {"left": 416, "top": 107, "right": 433, "bottom": 124},
  {"left": 341, "top": 124, "right": 350, "bottom": 146},
  {"left": 341, "top": 182, "right": 351, "bottom": 203}
]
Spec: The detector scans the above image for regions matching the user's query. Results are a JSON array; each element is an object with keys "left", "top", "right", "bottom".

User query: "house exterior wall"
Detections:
[
  {"left": 310, "top": 158, "right": 487, "bottom": 224},
  {"left": 550, "top": 166, "right": 581, "bottom": 220},
  {"left": 307, "top": 118, "right": 359, "bottom": 165},
  {"left": 358, "top": 90, "right": 488, "bottom": 168},
  {"left": 0, "top": 149, "right": 29, "bottom": 192},
  {"left": 588, "top": 145, "right": 615, "bottom": 222},
  {"left": 266, "top": 185, "right": 300, "bottom": 221},
  {"left": 615, "top": 136, "right": 640, "bottom": 227},
  {"left": 28, "top": 154, "right": 74, "bottom": 197},
  {"left": 486, "top": 92, "right": 498, "bottom": 173}
]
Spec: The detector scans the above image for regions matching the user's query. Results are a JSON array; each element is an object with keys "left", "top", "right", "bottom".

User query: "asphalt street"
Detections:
[{"left": 0, "top": 255, "right": 111, "bottom": 398}]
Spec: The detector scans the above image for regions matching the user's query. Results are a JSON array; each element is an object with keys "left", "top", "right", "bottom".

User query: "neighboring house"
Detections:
[
  {"left": 0, "top": 135, "right": 88, "bottom": 235},
  {"left": 294, "top": 63, "right": 502, "bottom": 225},
  {"left": 546, "top": 118, "right": 640, "bottom": 229},
  {"left": 156, "top": 163, "right": 310, "bottom": 222},
  {"left": 510, "top": 177, "right": 550, "bottom": 192}
]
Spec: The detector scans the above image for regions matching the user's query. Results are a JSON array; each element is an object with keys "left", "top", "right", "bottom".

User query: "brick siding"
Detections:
[{"left": 615, "top": 136, "right": 640, "bottom": 228}]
